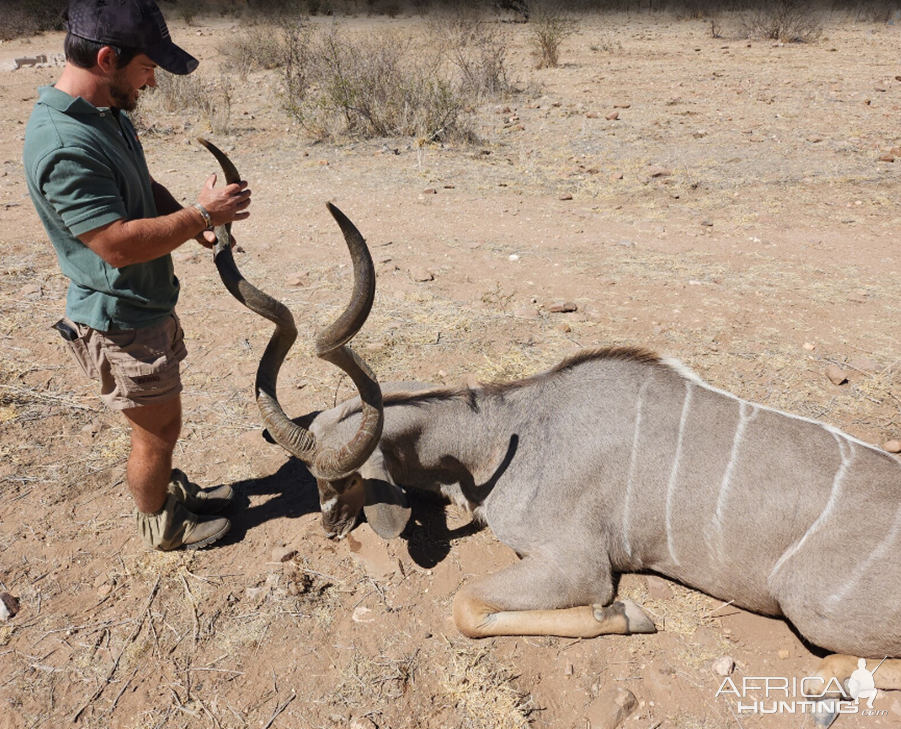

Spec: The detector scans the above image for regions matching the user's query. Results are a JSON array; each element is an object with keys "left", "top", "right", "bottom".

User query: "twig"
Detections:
[
  {"left": 703, "top": 599, "right": 735, "bottom": 617},
  {"left": 109, "top": 667, "right": 139, "bottom": 714},
  {"left": 71, "top": 576, "right": 160, "bottom": 723},
  {"left": 261, "top": 694, "right": 295, "bottom": 729},
  {"left": 180, "top": 574, "right": 200, "bottom": 650}
]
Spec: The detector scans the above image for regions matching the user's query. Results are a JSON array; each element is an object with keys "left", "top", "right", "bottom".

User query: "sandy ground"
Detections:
[{"left": 1, "top": 8, "right": 901, "bottom": 729}]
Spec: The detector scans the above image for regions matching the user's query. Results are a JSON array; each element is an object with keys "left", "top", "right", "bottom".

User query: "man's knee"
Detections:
[{"left": 124, "top": 396, "right": 182, "bottom": 448}]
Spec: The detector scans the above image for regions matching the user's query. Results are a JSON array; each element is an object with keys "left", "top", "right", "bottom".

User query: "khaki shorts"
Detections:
[{"left": 60, "top": 312, "right": 188, "bottom": 411}]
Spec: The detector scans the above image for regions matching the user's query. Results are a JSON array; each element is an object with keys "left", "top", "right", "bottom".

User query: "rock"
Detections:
[
  {"left": 849, "top": 357, "right": 879, "bottom": 374},
  {"left": 271, "top": 546, "right": 297, "bottom": 563},
  {"left": 586, "top": 686, "right": 637, "bottom": 729},
  {"left": 712, "top": 656, "right": 734, "bottom": 676},
  {"left": 548, "top": 301, "right": 578, "bottom": 313},
  {"left": 778, "top": 648, "right": 791, "bottom": 659},
  {"left": 644, "top": 575, "right": 673, "bottom": 600},
  {"left": 882, "top": 440, "right": 901, "bottom": 453},
  {"left": 701, "top": 219, "right": 714, "bottom": 227},
  {"left": 513, "top": 307, "right": 540, "bottom": 319},
  {"left": 422, "top": 187, "right": 437, "bottom": 195},
  {"left": 648, "top": 165, "right": 672, "bottom": 177},
  {"left": 564, "top": 662, "right": 575, "bottom": 676},
  {"left": 559, "top": 193, "right": 573, "bottom": 201},
  {"left": 18, "top": 283, "right": 41, "bottom": 296},
  {"left": 586, "top": 111, "right": 599, "bottom": 119},
  {"left": 613, "top": 102, "right": 631, "bottom": 108},
  {"left": 0, "top": 593, "right": 20, "bottom": 621},
  {"left": 351, "top": 606, "right": 375, "bottom": 623},
  {"left": 408, "top": 267, "right": 434, "bottom": 282},
  {"left": 825, "top": 364, "right": 848, "bottom": 385},
  {"left": 609, "top": 172, "right": 624, "bottom": 181},
  {"left": 605, "top": 110, "right": 619, "bottom": 121},
  {"left": 878, "top": 153, "right": 895, "bottom": 163},
  {"left": 803, "top": 342, "right": 816, "bottom": 351},
  {"left": 286, "top": 272, "right": 309, "bottom": 287}
]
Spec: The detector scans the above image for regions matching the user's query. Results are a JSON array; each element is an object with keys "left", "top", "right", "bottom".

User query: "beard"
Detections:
[{"left": 108, "top": 71, "right": 140, "bottom": 112}]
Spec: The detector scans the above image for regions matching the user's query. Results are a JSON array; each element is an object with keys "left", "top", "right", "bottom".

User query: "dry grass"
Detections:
[{"left": 440, "top": 641, "right": 535, "bottom": 729}]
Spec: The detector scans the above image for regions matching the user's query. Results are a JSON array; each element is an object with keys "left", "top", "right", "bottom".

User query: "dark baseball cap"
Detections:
[{"left": 64, "top": 0, "right": 199, "bottom": 75}]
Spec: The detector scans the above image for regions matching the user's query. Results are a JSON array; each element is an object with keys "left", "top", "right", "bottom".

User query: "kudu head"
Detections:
[{"left": 198, "top": 138, "right": 410, "bottom": 540}]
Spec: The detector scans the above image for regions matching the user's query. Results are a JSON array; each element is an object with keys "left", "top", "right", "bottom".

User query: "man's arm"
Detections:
[{"left": 79, "top": 173, "right": 250, "bottom": 268}]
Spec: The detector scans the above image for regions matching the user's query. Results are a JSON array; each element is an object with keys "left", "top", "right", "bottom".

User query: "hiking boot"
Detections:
[
  {"left": 136, "top": 493, "right": 230, "bottom": 551},
  {"left": 168, "top": 468, "right": 233, "bottom": 515}
]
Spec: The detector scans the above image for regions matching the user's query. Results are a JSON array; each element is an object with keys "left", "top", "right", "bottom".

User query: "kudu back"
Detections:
[{"left": 202, "top": 141, "right": 900, "bottom": 725}]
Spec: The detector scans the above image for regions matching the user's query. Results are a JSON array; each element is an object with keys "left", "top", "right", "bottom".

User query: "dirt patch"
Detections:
[{"left": 1, "top": 9, "right": 901, "bottom": 729}]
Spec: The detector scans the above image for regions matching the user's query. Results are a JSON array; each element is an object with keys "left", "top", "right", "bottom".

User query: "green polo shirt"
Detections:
[{"left": 23, "top": 85, "right": 179, "bottom": 330}]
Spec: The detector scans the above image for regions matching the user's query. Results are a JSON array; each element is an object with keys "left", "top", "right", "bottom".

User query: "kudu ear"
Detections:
[{"left": 362, "top": 479, "right": 411, "bottom": 540}]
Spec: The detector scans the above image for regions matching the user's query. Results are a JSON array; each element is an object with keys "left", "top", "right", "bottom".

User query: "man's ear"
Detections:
[{"left": 96, "top": 46, "right": 118, "bottom": 73}]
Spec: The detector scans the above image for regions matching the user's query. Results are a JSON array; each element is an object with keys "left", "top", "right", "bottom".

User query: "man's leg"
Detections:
[
  {"left": 122, "top": 396, "right": 182, "bottom": 513},
  {"left": 124, "top": 395, "right": 230, "bottom": 551}
]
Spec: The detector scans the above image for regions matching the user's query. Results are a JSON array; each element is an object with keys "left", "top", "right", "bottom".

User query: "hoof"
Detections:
[{"left": 620, "top": 599, "right": 656, "bottom": 633}]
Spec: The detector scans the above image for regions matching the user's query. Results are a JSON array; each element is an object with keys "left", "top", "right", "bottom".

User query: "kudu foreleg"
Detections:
[{"left": 452, "top": 557, "right": 656, "bottom": 639}]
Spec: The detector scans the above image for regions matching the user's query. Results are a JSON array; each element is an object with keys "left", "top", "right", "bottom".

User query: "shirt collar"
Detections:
[{"left": 37, "top": 85, "right": 109, "bottom": 116}]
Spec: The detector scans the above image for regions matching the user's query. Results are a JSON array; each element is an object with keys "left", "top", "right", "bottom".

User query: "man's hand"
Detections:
[
  {"left": 194, "top": 229, "right": 238, "bottom": 251},
  {"left": 195, "top": 172, "right": 251, "bottom": 228}
]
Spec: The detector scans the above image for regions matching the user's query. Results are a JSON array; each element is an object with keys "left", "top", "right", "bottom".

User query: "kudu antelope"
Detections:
[{"left": 200, "top": 140, "right": 900, "bottom": 726}]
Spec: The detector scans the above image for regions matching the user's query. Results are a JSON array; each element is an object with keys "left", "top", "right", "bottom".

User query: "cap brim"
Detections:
[{"left": 145, "top": 41, "right": 199, "bottom": 75}]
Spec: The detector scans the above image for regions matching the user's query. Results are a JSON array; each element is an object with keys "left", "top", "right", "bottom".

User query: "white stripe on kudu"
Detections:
[
  {"left": 666, "top": 380, "right": 694, "bottom": 567},
  {"left": 711, "top": 401, "right": 758, "bottom": 556},
  {"left": 621, "top": 376, "right": 652, "bottom": 559},
  {"left": 768, "top": 432, "right": 854, "bottom": 583}
]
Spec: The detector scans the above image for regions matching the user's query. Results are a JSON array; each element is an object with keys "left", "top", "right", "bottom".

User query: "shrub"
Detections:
[
  {"left": 0, "top": 0, "right": 65, "bottom": 41},
  {"left": 217, "top": 25, "right": 288, "bottom": 78},
  {"left": 281, "top": 23, "right": 483, "bottom": 143},
  {"left": 427, "top": 7, "right": 511, "bottom": 98},
  {"left": 528, "top": 3, "right": 578, "bottom": 69},
  {"left": 136, "top": 70, "right": 232, "bottom": 136},
  {"left": 742, "top": 0, "right": 823, "bottom": 42}
]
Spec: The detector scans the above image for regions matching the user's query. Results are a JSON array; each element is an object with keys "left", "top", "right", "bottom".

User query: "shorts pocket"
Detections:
[
  {"left": 61, "top": 319, "right": 100, "bottom": 381},
  {"left": 109, "top": 351, "right": 178, "bottom": 397}
]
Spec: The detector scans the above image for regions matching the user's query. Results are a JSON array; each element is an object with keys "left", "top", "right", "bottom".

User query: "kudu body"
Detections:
[{"left": 200, "top": 141, "right": 900, "bottom": 726}]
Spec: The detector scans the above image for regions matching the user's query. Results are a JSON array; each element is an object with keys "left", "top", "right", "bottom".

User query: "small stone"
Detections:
[
  {"left": 712, "top": 656, "right": 735, "bottom": 676},
  {"left": 803, "top": 342, "right": 816, "bottom": 351},
  {"left": 18, "top": 283, "right": 41, "bottom": 296},
  {"left": 564, "top": 662, "right": 575, "bottom": 676},
  {"left": 513, "top": 307, "right": 540, "bottom": 319},
  {"left": 825, "top": 364, "right": 848, "bottom": 385},
  {"left": 778, "top": 648, "right": 791, "bottom": 659},
  {"left": 586, "top": 686, "right": 637, "bottom": 729},
  {"left": 616, "top": 240, "right": 635, "bottom": 248},
  {"left": 0, "top": 593, "right": 20, "bottom": 621},
  {"left": 807, "top": 135, "right": 823, "bottom": 143},
  {"left": 878, "top": 153, "right": 895, "bottom": 163},
  {"left": 701, "top": 219, "right": 714, "bottom": 227},
  {"left": 849, "top": 358, "right": 879, "bottom": 374},
  {"left": 613, "top": 102, "right": 631, "bottom": 108},
  {"left": 609, "top": 172, "right": 624, "bottom": 181},
  {"left": 644, "top": 575, "right": 673, "bottom": 600},
  {"left": 422, "top": 187, "right": 437, "bottom": 195},
  {"left": 605, "top": 110, "right": 619, "bottom": 121},
  {"left": 882, "top": 440, "right": 901, "bottom": 453},
  {"left": 648, "top": 165, "right": 672, "bottom": 177},
  {"left": 586, "top": 111, "right": 599, "bottom": 119},
  {"left": 271, "top": 547, "right": 297, "bottom": 563},
  {"left": 286, "top": 272, "right": 309, "bottom": 287},
  {"left": 559, "top": 193, "right": 573, "bottom": 201},
  {"left": 96, "top": 583, "right": 114, "bottom": 598},
  {"left": 351, "top": 606, "right": 375, "bottom": 623},
  {"left": 409, "top": 267, "right": 434, "bottom": 282},
  {"left": 691, "top": 626, "right": 720, "bottom": 650},
  {"left": 549, "top": 301, "right": 578, "bottom": 313}
]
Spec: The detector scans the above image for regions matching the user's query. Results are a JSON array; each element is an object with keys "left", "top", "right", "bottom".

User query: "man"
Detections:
[{"left": 23, "top": 0, "right": 251, "bottom": 551}]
